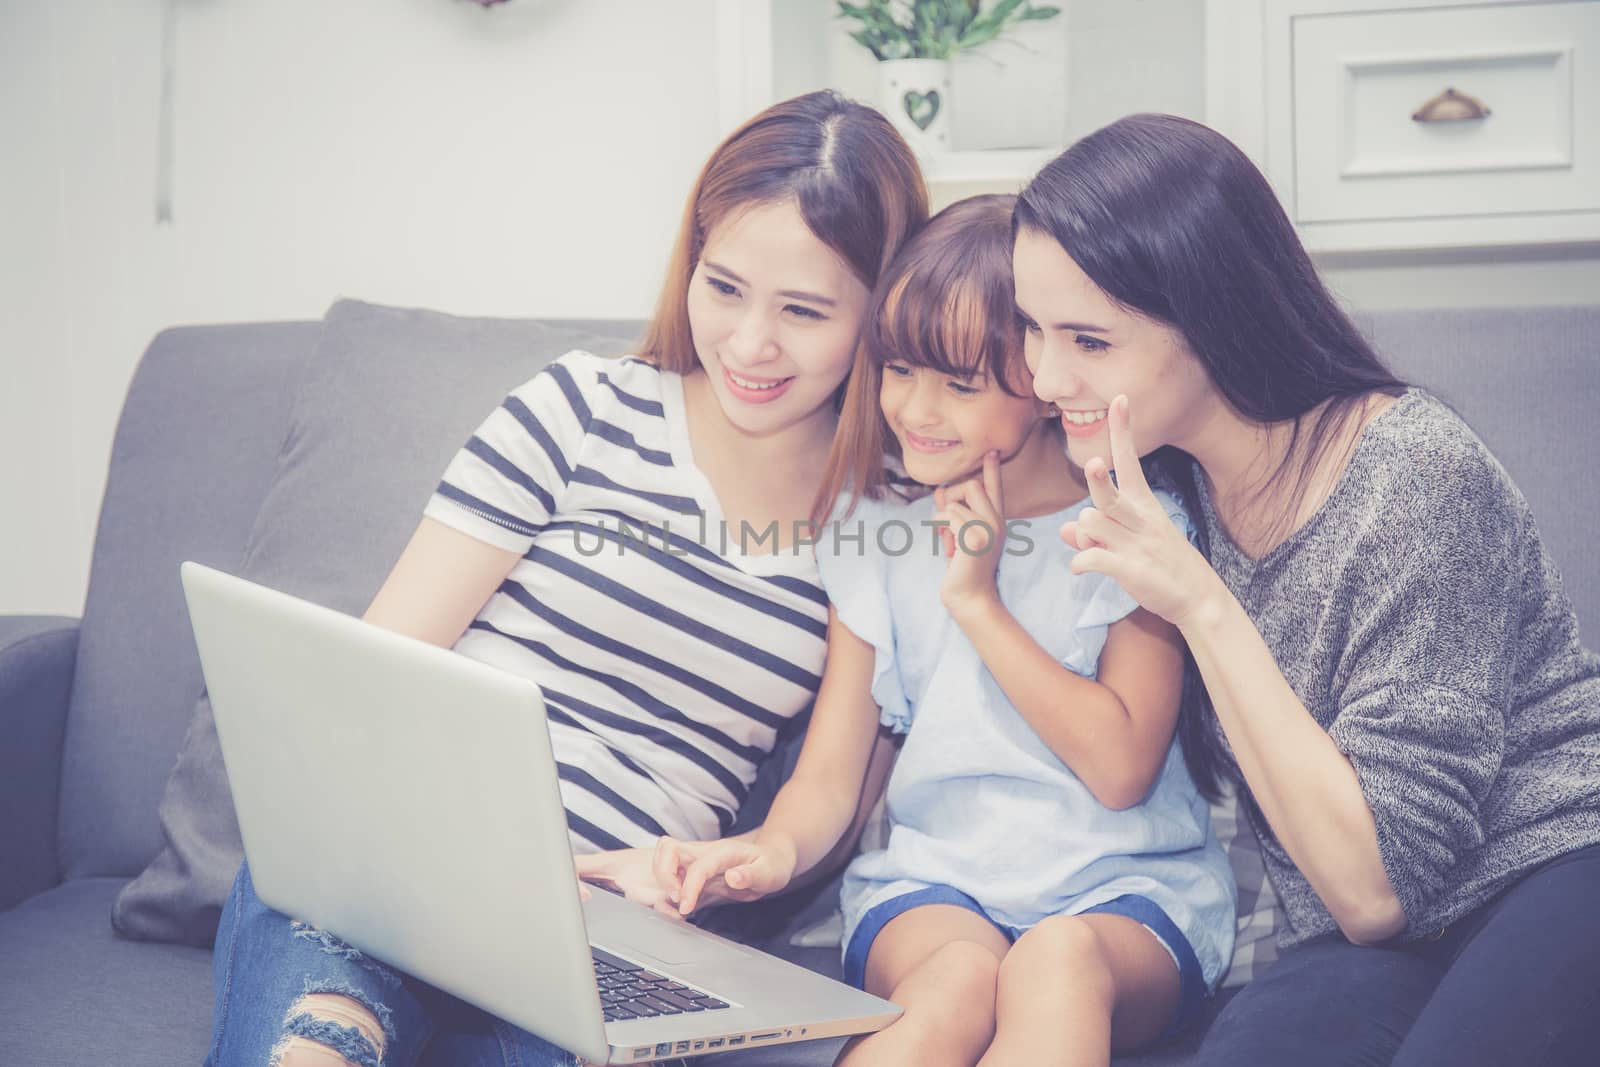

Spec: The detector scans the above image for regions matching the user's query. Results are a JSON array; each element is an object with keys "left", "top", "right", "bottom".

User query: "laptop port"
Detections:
[
  {"left": 674, "top": 1041, "right": 690, "bottom": 1053},
  {"left": 707, "top": 1038, "right": 725, "bottom": 1048},
  {"left": 655, "top": 1043, "right": 673, "bottom": 1055},
  {"left": 751, "top": 1031, "right": 782, "bottom": 1042},
  {"left": 728, "top": 1036, "right": 746, "bottom": 1046},
  {"left": 692, "top": 1040, "right": 705, "bottom": 1051}
]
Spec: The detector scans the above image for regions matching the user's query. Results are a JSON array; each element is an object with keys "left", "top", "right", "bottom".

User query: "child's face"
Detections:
[
  {"left": 1012, "top": 227, "right": 1216, "bottom": 470},
  {"left": 687, "top": 198, "right": 870, "bottom": 440},
  {"left": 878, "top": 357, "right": 1046, "bottom": 487}
]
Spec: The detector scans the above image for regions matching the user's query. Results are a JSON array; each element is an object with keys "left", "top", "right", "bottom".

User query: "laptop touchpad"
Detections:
[{"left": 624, "top": 920, "right": 740, "bottom": 966}]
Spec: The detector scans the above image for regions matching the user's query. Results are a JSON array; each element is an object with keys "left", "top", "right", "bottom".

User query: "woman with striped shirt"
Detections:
[{"left": 204, "top": 90, "right": 927, "bottom": 1067}]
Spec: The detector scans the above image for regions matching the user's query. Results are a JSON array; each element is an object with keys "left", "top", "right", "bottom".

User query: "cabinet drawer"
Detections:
[{"left": 1291, "top": 1, "right": 1599, "bottom": 223}]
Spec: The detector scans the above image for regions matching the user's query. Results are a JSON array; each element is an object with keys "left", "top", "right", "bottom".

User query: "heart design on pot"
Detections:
[{"left": 902, "top": 89, "right": 941, "bottom": 131}]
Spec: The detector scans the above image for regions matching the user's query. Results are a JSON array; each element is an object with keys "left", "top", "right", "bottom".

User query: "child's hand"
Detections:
[
  {"left": 573, "top": 848, "right": 678, "bottom": 917},
  {"left": 653, "top": 835, "right": 797, "bottom": 917},
  {"left": 936, "top": 450, "right": 1006, "bottom": 616},
  {"left": 1061, "top": 395, "right": 1223, "bottom": 626}
]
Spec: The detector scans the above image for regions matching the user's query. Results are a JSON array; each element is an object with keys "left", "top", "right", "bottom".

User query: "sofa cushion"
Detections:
[
  {"left": 59, "top": 323, "right": 321, "bottom": 881},
  {"left": 111, "top": 301, "right": 642, "bottom": 946},
  {"left": 0, "top": 616, "right": 80, "bottom": 911},
  {"left": 1209, "top": 789, "right": 1279, "bottom": 987},
  {"left": 1358, "top": 304, "right": 1599, "bottom": 635},
  {"left": 0, "top": 878, "right": 214, "bottom": 1067}
]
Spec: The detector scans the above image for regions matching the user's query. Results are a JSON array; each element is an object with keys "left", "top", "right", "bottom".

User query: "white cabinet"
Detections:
[{"left": 1208, "top": 0, "right": 1600, "bottom": 252}]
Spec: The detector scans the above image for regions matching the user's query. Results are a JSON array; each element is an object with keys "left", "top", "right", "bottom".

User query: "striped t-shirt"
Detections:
[{"left": 423, "top": 351, "right": 829, "bottom": 853}]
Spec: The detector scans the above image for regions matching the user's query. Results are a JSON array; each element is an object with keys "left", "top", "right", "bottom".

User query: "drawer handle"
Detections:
[{"left": 1412, "top": 87, "right": 1491, "bottom": 123}]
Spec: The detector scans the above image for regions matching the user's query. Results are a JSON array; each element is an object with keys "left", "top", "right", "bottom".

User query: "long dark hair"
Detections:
[
  {"left": 1016, "top": 113, "right": 1406, "bottom": 799},
  {"left": 641, "top": 90, "right": 928, "bottom": 374}
]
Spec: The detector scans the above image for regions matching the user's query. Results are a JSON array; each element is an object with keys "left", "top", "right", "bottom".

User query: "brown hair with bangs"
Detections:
[
  {"left": 813, "top": 194, "right": 1027, "bottom": 521},
  {"left": 639, "top": 91, "right": 928, "bottom": 374}
]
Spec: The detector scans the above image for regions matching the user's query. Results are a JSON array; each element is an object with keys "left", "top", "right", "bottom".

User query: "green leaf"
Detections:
[
  {"left": 839, "top": 0, "right": 1049, "bottom": 58},
  {"left": 946, "top": 0, "right": 977, "bottom": 32},
  {"left": 957, "top": 21, "right": 1004, "bottom": 50},
  {"left": 985, "top": 0, "right": 1028, "bottom": 25},
  {"left": 836, "top": 1, "right": 882, "bottom": 25},
  {"left": 838, "top": 0, "right": 919, "bottom": 57},
  {"left": 846, "top": 28, "right": 886, "bottom": 60},
  {"left": 961, "top": 0, "right": 1018, "bottom": 40}
]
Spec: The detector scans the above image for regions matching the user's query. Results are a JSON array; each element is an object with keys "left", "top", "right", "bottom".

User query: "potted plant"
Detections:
[{"left": 837, "top": 0, "right": 1061, "bottom": 154}]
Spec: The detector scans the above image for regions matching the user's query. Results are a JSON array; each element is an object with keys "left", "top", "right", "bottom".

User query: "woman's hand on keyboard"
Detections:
[
  {"left": 573, "top": 848, "right": 680, "bottom": 916},
  {"left": 653, "top": 835, "right": 797, "bottom": 917}
]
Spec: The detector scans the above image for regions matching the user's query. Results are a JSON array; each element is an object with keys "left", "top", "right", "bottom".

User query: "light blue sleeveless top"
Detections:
[{"left": 816, "top": 490, "right": 1237, "bottom": 989}]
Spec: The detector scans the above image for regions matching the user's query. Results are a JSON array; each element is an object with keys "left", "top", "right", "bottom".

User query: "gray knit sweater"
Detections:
[{"left": 1195, "top": 390, "right": 1600, "bottom": 948}]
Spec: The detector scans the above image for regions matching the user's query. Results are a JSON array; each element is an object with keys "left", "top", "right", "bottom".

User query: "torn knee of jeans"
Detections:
[
  {"left": 270, "top": 1024, "right": 379, "bottom": 1067},
  {"left": 289, "top": 921, "right": 400, "bottom": 988},
  {"left": 300, "top": 981, "right": 397, "bottom": 1045},
  {"left": 273, "top": 992, "right": 389, "bottom": 1067}
]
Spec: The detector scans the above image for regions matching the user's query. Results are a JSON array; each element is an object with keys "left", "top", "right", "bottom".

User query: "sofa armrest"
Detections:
[{"left": 0, "top": 615, "right": 80, "bottom": 911}]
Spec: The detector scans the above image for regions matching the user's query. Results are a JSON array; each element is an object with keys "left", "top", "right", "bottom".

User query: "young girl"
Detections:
[{"left": 653, "top": 195, "right": 1235, "bottom": 1067}]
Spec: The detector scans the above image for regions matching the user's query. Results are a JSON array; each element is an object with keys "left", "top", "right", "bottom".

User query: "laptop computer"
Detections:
[{"left": 179, "top": 561, "right": 900, "bottom": 1064}]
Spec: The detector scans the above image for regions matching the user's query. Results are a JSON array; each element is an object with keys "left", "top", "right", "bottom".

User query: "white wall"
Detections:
[
  {"left": 1065, "top": 0, "right": 1207, "bottom": 138},
  {"left": 2, "top": 0, "right": 721, "bottom": 616}
]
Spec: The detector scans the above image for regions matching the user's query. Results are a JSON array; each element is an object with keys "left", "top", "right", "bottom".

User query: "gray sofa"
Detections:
[{"left": 3, "top": 301, "right": 1596, "bottom": 1067}]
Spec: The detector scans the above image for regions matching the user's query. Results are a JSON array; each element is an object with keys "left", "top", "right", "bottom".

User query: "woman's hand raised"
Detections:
[{"left": 1062, "top": 396, "right": 1221, "bottom": 627}]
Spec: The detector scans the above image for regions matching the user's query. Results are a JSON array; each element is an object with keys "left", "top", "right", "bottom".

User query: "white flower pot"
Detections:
[{"left": 879, "top": 58, "right": 952, "bottom": 156}]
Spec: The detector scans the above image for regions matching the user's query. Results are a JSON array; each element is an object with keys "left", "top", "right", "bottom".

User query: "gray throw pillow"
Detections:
[{"left": 111, "top": 299, "right": 641, "bottom": 946}]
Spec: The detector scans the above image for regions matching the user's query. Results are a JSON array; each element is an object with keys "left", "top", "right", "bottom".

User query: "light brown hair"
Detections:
[
  {"left": 640, "top": 91, "right": 929, "bottom": 374},
  {"left": 813, "top": 194, "right": 1026, "bottom": 522}
]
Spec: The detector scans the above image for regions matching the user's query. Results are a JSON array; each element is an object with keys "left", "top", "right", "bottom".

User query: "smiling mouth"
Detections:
[
  {"left": 726, "top": 369, "right": 791, "bottom": 391},
  {"left": 902, "top": 429, "right": 960, "bottom": 453},
  {"left": 722, "top": 366, "right": 796, "bottom": 404},
  {"left": 1060, "top": 408, "right": 1108, "bottom": 437}
]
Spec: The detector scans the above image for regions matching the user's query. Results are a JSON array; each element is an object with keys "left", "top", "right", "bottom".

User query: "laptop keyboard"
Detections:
[{"left": 592, "top": 946, "right": 731, "bottom": 1022}]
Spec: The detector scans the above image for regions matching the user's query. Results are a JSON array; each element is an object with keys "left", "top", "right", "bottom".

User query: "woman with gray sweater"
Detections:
[{"left": 1011, "top": 113, "right": 1600, "bottom": 1065}]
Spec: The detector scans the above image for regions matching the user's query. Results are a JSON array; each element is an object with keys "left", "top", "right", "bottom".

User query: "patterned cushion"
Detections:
[
  {"left": 110, "top": 301, "right": 641, "bottom": 945},
  {"left": 1209, "top": 787, "right": 1280, "bottom": 987}
]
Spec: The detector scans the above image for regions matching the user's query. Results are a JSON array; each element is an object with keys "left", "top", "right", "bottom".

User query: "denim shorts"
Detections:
[{"left": 843, "top": 885, "right": 1208, "bottom": 1039}]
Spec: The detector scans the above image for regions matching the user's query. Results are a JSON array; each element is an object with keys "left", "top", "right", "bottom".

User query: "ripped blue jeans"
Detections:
[{"left": 206, "top": 863, "right": 582, "bottom": 1067}]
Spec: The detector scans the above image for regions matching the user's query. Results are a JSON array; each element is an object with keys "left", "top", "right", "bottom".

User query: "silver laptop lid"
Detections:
[{"left": 180, "top": 562, "right": 610, "bottom": 1063}]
